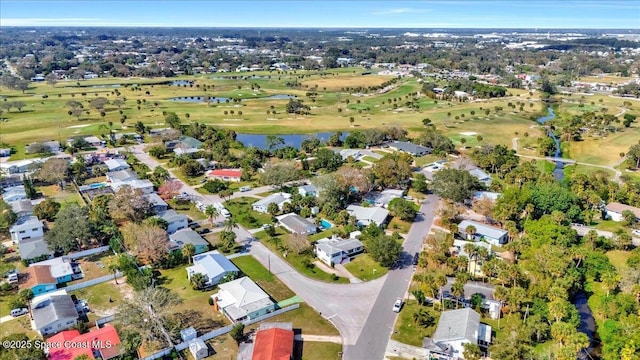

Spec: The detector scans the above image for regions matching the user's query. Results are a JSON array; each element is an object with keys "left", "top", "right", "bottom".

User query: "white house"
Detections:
[
  {"left": 186, "top": 250, "right": 239, "bottom": 288},
  {"left": 0, "top": 159, "right": 41, "bottom": 175},
  {"left": 11, "top": 199, "right": 34, "bottom": 219},
  {"left": 252, "top": 193, "right": 291, "bottom": 213},
  {"left": 458, "top": 220, "right": 508, "bottom": 246},
  {"left": 106, "top": 169, "right": 138, "bottom": 183},
  {"left": 277, "top": 213, "right": 317, "bottom": 235},
  {"left": 104, "top": 158, "right": 130, "bottom": 172},
  {"left": 315, "top": 235, "right": 365, "bottom": 266},
  {"left": 298, "top": 184, "right": 318, "bottom": 197},
  {"left": 423, "top": 308, "right": 492, "bottom": 359},
  {"left": 212, "top": 277, "right": 276, "bottom": 322},
  {"left": 469, "top": 168, "right": 492, "bottom": 186},
  {"left": 346, "top": 205, "right": 389, "bottom": 227},
  {"left": 605, "top": 202, "right": 640, "bottom": 222},
  {"left": 158, "top": 210, "right": 189, "bottom": 234},
  {"left": 111, "top": 179, "right": 155, "bottom": 194},
  {"left": 31, "top": 289, "right": 79, "bottom": 336},
  {"left": 9, "top": 215, "right": 44, "bottom": 243},
  {"left": 2, "top": 186, "right": 28, "bottom": 203},
  {"left": 364, "top": 189, "right": 404, "bottom": 208}
]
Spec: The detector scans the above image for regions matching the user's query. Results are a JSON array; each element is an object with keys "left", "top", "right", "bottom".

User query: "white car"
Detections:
[
  {"left": 239, "top": 186, "right": 251, "bottom": 192},
  {"left": 10, "top": 308, "right": 28, "bottom": 317},
  {"left": 392, "top": 298, "right": 403, "bottom": 313},
  {"left": 633, "top": 229, "right": 640, "bottom": 237}
]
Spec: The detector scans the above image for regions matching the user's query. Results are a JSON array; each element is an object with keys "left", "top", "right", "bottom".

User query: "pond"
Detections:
[
  {"left": 536, "top": 107, "right": 564, "bottom": 180},
  {"left": 259, "top": 94, "right": 297, "bottom": 100},
  {"left": 236, "top": 132, "right": 348, "bottom": 150},
  {"left": 170, "top": 80, "right": 194, "bottom": 86}
]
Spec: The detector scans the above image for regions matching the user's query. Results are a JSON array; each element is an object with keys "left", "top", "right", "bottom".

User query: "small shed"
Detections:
[
  {"left": 189, "top": 338, "right": 208, "bottom": 360},
  {"left": 180, "top": 326, "right": 197, "bottom": 342}
]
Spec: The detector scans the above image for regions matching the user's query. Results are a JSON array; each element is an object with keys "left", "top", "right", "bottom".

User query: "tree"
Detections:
[
  {"left": 121, "top": 223, "right": 168, "bottom": 264},
  {"left": 432, "top": 168, "right": 484, "bottom": 203},
  {"left": 148, "top": 145, "right": 167, "bottom": 158},
  {"left": 266, "top": 135, "right": 285, "bottom": 151},
  {"left": 412, "top": 173, "right": 429, "bottom": 193},
  {"left": 365, "top": 234, "right": 402, "bottom": 267},
  {"left": 45, "top": 204, "right": 92, "bottom": 253},
  {"left": 230, "top": 322, "right": 245, "bottom": 344},
  {"left": 451, "top": 280, "right": 466, "bottom": 308},
  {"left": 35, "top": 158, "right": 69, "bottom": 189},
  {"left": 260, "top": 163, "right": 300, "bottom": 188},
  {"left": 181, "top": 159, "right": 204, "bottom": 177},
  {"left": 182, "top": 243, "right": 196, "bottom": 264},
  {"left": 205, "top": 205, "right": 219, "bottom": 226},
  {"left": 108, "top": 186, "right": 151, "bottom": 223},
  {"left": 621, "top": 210, "right": 637, "bottom": 227},
  {"left": 412, "top": 309, "right": 435, "bottom": 328},
  {"left": 190, "top": 272, "right": 207, "bottom": 290},
  {"left": 388, "top": 198, "right": 417, "bottom": 221},
  {"left": 286, "top": 233, "right": 312, "bottom": 255},
  {"left": 33, "top": 199, "right": 61, "bottom": 221},
  {"left": 89, "top": 97, "right": 109, "bottom": 112},
  {"left": 313, "top": 148, "right": 343, "bottom": 171},
  {"left": 463, "top": 343, "right": 482, "bottom": 360},
  {"left": 135, "top": 121, "right": 146, "bottom": 134},
  {"left": 202, "top": 179, "right": 228, "bottom": 194},
  {"left": 372, "top": 153, "right": 412, "bottom": 188},
  {"left": 0, "top": 199, "right": 17, "bottom": 234},
  {"left": 22, "top": 176, "right": 37, "bottom": 199},
  {"left": 267, "top": 202, "right": 280, "bottom": 217},
  {"left": 0, "top": 333, "right": 46, "bottom": 360},
  {"left": 158, "top": 179, "right": 182, "bottom": 200},
  {"left": 164, "top": 112, "right": 181, "bottom": 129}
]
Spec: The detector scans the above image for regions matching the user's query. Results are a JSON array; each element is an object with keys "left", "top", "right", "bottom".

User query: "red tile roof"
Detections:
[
  {"left": 207, "top": 169, "right": 242, "bottom": 178},
  {"left": 47, "top": 324, "right": 122, "bottom": 360},
  {"left": 252, "top": 328, "right": 294, "bottom": 360}
]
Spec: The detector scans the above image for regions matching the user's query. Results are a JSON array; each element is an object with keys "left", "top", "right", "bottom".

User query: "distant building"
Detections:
[
  {"left": 212, "top": 277, "right": 276, "bottom": 322},
  {"left": 26, "top": 141, "right": 61, "bottom": 154},
  {"left": 605, "top": 202, "right": 640, "bottom": 222},
  {"left": 206, "top": 169, "right": 243, "bottom": 182},
  {"left": 315, "top": 235, "right": 364, "bottom": 266},
  {"left": 0, "top": 159, "right": 42, "bottom": 175},
  {"left": 169, "top": 229, "right": 209, "bottom": 255},
  {"left": 18, "top": 236, "right": 54, "bottom": 261},
  {"left": 144, "top": 193, "right": 169, "bottom": 214},
  {"left": 298, "top": 184, "right": 318, "bottom": 197},
  {"left": 386, "top": 141, "right": 432, "bottom": 156},
  {"left": 277, "top": 213, "right": 317, "bottom": 235},
  {"left": 252, "top": 193, "right": 292, "bottom": 214},
  {"left": 104, "top": 158, "right": 130, "bottom": 172},
  {"left": 186, "top": 250, "right": 239, "bottom": 288},
  {"left": 458, "top": 220, "right": 508, "bottom": 246},
  {"left": 468, "top": 168, "right": 492, "bottom": 186},
  {"left": 157, "top": 210, "right": 189, "bottom": 234},
  {"left": 10, "top": 199, "right": 34, "bottom": 218},
  {"left": 21, "top": 265, "right": 57, "bottom": 295},
  {"left": 423, "top": 308, "right": 492, "bottom": 359},
  {"left": 110, "top": 179, "right": 154, "bottom": 194},
  {"left": 9, "top": 215, "right": 44, "bottom": 243},
  {"left": 364, "top": 189, "right": 404, "bottom": 208},
  {"left": 2, "top": 185, "right": 28, "bottom": 203},
  {"left": 106, "top": 169, "right": 138, "bottom": 183}
]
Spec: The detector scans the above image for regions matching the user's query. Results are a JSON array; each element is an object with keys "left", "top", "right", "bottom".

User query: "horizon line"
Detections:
[{"left": 1, "top": 25, "right": 639, "bottom": 30}]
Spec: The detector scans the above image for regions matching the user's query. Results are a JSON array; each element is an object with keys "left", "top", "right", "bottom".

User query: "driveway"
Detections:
[
  {"left": 345, "top": 195, "right": 439, "bottom": 360},
  {"left": 232, "top": 226, "right": 385, "bottom": 347},
  {"left": 572, "top": 225, "right": 640, "bottom": 247}
]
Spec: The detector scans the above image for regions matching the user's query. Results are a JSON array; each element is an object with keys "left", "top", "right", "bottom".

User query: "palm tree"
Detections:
[
  {"left": 190, "top": 272, "right": 207, "bottom": 290},
  {"left": 182, "top": 243, "right": 196, "bottom": 264},
  {"left": 451, "top": 280, "right": 465, "bottom": 308},
  {"left": 435, "top": 272, "right": 447, "bottom": 310},
  {"left": 223, "top": 217, "right": 238, "bottom": 233},
  {"left": 205, "top": 205, "right": 219, "bottom": 227},
  {"left": 465, "top": 225, "right": 477, "bottom": 241},
  {"left": 106, "top": 256, "right": 121, "bottom": 285},
  {"left": 464, "top": 243, "right": 478, "bottom": 276}
]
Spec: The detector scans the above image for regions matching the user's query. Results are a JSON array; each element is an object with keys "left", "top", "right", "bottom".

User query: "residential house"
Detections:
[
  {"left": 186, "top": 250, "right": 239, "bottom": 287},
  {"left": 106, "top": 169, "right": 138, "bottom": 183},
  {"left": 30, "top": 257, "right": 80, "bottom": 283},
  {"left": 2, "top": 185, "right": 28, "bottom": 203},
  {"left": 251, "top": 323, "right": 294, "bottom": 360},
  {"left": 212, "top": 277, "right": 276, "bottom": 322},
  {"left": 26, "top": 141, "right": 61, "bottom": 154},
  {"left": 277, "top": 213, "right": 317, "bottom": 235},
  {"left": 364, "top": 189, "right": 404, "bottom": 208},
  {"left": 206, "top": 169, "right": 243, "bottom": 182},
  {"left": 468, "top": 168, "right": 492, "bottom": 186},
  {"left": 315, "top": 235, "right": 365, "bottom": 266},
  {"left": 0, "top": 159, "right": 41, "bottom": 175},
  {"left": 144, "top": 193, "right": 169, "bottom": 214},
  {"left": 9, "top": 215, "right": 44, "bottom": 242},
  {"left": 346, "top": 205, "right": 389, "bottom": 227},
  {"left": 46, "top": 324, "right": 123, "bottom": 360},
  {"left": 10, "top": 199, "right": 34, "bottom": 218},
  {"left": 169, "top": 229, "right": 209, "bottom": 255},
  {"left": 21, "top": 265, "right": 57, "bottom": 295},
  {"left": 111, "top": 179, "right": 154, "bottom": 194},
  {"left": 31, "top": 289, "right": 79, "bottom": 336},
  {"left": 0, "top": 174, "right": 23, "bottom": 188},
  {"left": 104, "top": 158, "right": 130, "bottom": 172},
  {"left": 18, "top": 236, "right": 54, "bottom": 261},
  {"left": 298, "top": 184, "right": 318, "bottom": 197},
  {"left": 605, "top": 202, "right": 640, "bottom": 222},
  {"left": 471, "top": 191, "right": 500, "bottom": 202},
  {"left": 252, "top": 193, "right": 292, "bottom": 214},
  {"left": 422, "top": 308, "right": 492, "bottom": 359},
  {"left": 458, "top": 220, "right": 508, "bottom": 246},
  {"left": 83, "top": 136, "right": 104, "bottom": 147},
  {"left": 158, "top": 210, "right": 189, "bottom": 234},
  {"left": 386, "top": 141, "right": 432, "bottom": 156},
  {"left": 339, "top": 148, "right": 363, "bottom": 161},
  {"left": 166, "top": 136, "right": 203, "bottom": 155},
  {"left": 0, "top": 148, "right": 11, "bottom": 157}
]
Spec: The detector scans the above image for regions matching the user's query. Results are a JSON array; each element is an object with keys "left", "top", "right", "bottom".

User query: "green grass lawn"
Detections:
[
  {"left": 225, "top": 197, "right": 273, "bottom": 228},
  {"left": 414, "top": 154, "right": 445, "bottom": 167},
  {"left": 254, "top": 229, "right": 349, "bottom": 284},
  {"left": 231, "top": 255, "right": 295, "bottom": 301},
  {"left": 361, "top": 156, "right": 379, "bottom": 163},
  {"left": 168, "top": 199, "right": 206, "bottom": 220},
  {"left": 298, "top": 342, "right": 343, "bottom": 360},
  {"left": 606, "top": 250, "right": 631, "bottom": 272},
  {"left": 249, "top": 303, "right": 339, "bottom": 336},
  {"left": 343, "top": 254, "right": 388, "bottom": 281},
  {"left": 387, "top": 217, "right": 412, "bottom": 234},
  {"left": 595, "top": 220, "right": 626, "bottom": 233},
  {"left": 69, "top": 281, "right": 123, "bottom": 314},
  {"left": 391, "top": 300, "right": 440, "bottom": 346}
]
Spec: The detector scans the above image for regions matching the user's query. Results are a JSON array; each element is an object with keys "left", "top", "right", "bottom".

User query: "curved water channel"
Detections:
[{"left": 537, "top": 107, "right": 596, "bottom": 357}]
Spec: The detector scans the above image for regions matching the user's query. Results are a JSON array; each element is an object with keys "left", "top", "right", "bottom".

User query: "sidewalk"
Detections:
[
  {"left": 384, "top": 339, "right": 428, "bottom": 359},
  {"left": 294, "top": 334, "right": 343, "bottom": 344},
  {"left": 312, "top": 261, "right": 362, "bottom": 283}
]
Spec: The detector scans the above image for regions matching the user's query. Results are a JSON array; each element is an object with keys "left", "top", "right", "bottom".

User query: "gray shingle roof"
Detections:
[
  {"left": 458, "top": 220, "right": 507, "bottom": 240},
  {"left": 18, "top": 236, "right": 54, "bottom": 260},
  {"left": 387, "top": 141, "right": 432, "bottom": 155},
  {"left": 278, "top": 213, "right": 316, "bottom": 234},
  {"left": 32, "top": 294, "right": 79, "bottom": 330},
  {"left": 433, "top": 308, "right": 480, "bottom": 344},
  {"left": 170, "top": 229, "right": 208, "bottom": 248}
]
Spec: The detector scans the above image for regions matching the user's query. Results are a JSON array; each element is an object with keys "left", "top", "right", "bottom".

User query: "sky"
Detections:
[{"left": 1, "top": 1, "right": 639, "bottom": 29}]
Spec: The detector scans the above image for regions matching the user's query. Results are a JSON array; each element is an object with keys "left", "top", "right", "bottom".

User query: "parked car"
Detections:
[
  {"left": 198, "top": 228, "right": 210, "bottom": 235},
  {"left": 10, "top": 308, "right": 28, "bottom": 317},
  {"left": 239, "top": 186, "right": 251, "bottom": 192},
  {"left": 633, "top": 229, "right": 640, "bottom": 236},
  {"left": 262, "top": 224, "right": 272, "bottom": 230},
  {"left": 392, "top": 298, "right": 403, "bottom": 313},
  {"left": 413, "top": 252, "right": 419, "bottom": 266}
]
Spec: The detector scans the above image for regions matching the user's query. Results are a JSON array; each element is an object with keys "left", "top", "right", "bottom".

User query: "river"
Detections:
[
  {"left": 235, "top": 132, "right": 347, "bottom": 150},
  {"left": 536, "top": 107, "right": 564, "bottom": 180}
]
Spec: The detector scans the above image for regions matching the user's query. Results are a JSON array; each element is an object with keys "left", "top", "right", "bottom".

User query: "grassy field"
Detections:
[
  {"left": 69, "top": 280, "right": 123, "bottom": 315},
  {"left": 1, "top": 71, "right": 546, "bottom": 159},
  {"left": 391, "top": 300, "right": 440, "bottom": 346},
  {"left": 225, "top": 197, "right": 274, "bottom": 228},
  {"left": 250, "top": 303, "right": 339, "bottom": 336},
  {"left": 387, "top": 217, "right": 412, "bottom": 234},
  {"left": 297, "top": 341, "right": 343, "bottom": 360},
  {"left": 606, "top": 250, "right": 631, "bottom": 272},
  {"left": 231, "top": 255, "right": 295, "bottom": 302},
  {"left": 343, "top": 254, "right": 388, "bottom": 281},
  {"left": 168, "top": 199, "right": 207, "bottom": 221}
]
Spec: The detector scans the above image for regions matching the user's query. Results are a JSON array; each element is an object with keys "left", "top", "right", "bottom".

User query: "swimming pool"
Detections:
[
  {"left": 89, "top": 183, "right": 106, "bottom": 189},
  {"left": 320, "top": 219, "right": 333, "bottom": 230}
]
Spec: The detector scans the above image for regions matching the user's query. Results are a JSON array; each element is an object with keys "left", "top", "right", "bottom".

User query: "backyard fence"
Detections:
[
  {"left": 68, "top": 246, "right": 111, "bottom": 259},
  {"left": 140, "top": 303, "right": 301, "bottom": 360},
  {"left": 64, "top": 271, "right": 123, "bottom": 292},
  {"left": 95, "top": 315, "right": 115, "bottom": 328}
]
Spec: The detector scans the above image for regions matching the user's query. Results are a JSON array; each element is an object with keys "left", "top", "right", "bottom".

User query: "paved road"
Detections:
[
  {"left": 0, "top": 315, "right": 15, "bottom": 324},
  {"left": 233, "top": 226, "right": 386, "bottom": 348},
  {"left": 346, "top": 195, "right": 439, "bottom": 360},
  {"left": 572, "top": 225, "right": 640, "bottom": 247}
]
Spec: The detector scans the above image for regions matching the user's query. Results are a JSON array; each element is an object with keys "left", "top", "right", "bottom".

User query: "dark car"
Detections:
[
  {"left": 413, "top": 252, "right": 419, "bottom": 266},
  {"left": 198, "top": 228, "right": 210, "bottom": 235}
]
